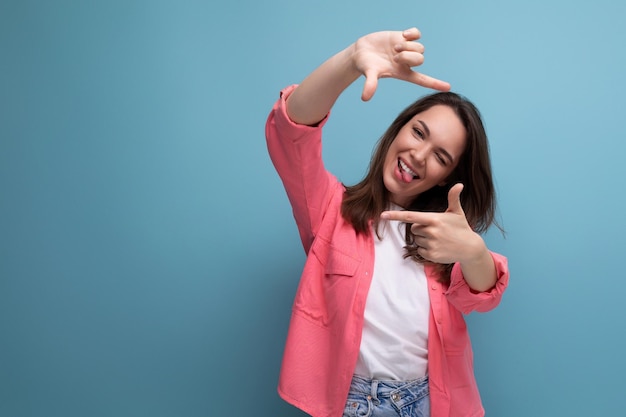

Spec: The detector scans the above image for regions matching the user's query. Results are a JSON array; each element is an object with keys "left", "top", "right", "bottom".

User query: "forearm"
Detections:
[
  {"left": 458, "top": 237, "right": 498, "bottom": 292},
  {"left": 286, "top": 45, "right": 360, "bottom": 126}
]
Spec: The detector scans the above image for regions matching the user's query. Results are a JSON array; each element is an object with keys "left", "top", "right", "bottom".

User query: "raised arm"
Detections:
[{"left": 286, "top": 28, "right": 451, "bottom": 126}]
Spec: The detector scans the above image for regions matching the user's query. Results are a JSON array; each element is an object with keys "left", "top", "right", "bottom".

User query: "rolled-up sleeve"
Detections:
[
  {"left": 444, "top": 252, "right": 509, "bottom": 314},
  {"left": 265, "top": 85, "right": 339, "bottom": 253}
]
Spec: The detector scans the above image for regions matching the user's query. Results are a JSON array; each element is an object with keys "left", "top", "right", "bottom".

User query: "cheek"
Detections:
[
  {"left": 383, "top": 148, "right": 397, "bottom": 171},
  {"left": 430, "top": 164, "right": 457, "bottom": 183}
]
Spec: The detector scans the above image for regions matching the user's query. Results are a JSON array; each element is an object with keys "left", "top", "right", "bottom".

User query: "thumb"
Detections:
[
  {"left": 361, "top": 71, "right": 379, "bottom": 101},
  {"left": 446, "top": 183, "right": 465, "bottom": 214}
]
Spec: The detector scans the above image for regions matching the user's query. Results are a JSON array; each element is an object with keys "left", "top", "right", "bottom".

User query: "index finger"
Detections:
[
  {"left": 405, "top": 71, "right": 451, "bottom": 92},
  {"left": 380, "top": 210, "right": 436, "bottom": 224}
]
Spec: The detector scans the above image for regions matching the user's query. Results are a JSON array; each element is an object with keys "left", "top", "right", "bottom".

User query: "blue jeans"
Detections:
[{"left": 343, "top": 374, "right": 430, "bottom": 417}]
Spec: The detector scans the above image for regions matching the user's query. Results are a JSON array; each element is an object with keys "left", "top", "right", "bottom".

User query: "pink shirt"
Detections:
[{"left": 265, "top": 85, "right": 510, "bottom": 417}]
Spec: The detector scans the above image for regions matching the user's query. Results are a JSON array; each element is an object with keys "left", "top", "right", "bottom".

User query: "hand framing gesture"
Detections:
[
  {"left": 353, "top": 28, "right": 451, "bottom": 101},
  {"left": 381, "top": 184, "right": 485, "bottom": 265},
  {"left": 285, "top": 27, "right": 450, "bottom": 125}
]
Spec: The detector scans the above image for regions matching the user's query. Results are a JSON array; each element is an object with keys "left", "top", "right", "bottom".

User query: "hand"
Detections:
[
  {"left": 352, "top": 28, "right": 451, "bottom": 101},
  {"left": 380, "top": 184, "right": 486, "bottom": 264}
]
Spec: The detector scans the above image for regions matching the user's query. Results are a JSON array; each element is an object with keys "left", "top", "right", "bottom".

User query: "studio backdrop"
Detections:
[{"left": 1, "top": 1, "right": 625, "bottom": 416}]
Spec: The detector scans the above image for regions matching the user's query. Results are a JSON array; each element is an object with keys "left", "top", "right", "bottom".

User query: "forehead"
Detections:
[{"left": 410, "top": 104, "right": 461, "bottom": 125}]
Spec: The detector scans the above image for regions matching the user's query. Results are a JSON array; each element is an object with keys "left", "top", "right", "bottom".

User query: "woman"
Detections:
[{"left": 265, "top": 27, "right": 509, "bottom": 417}]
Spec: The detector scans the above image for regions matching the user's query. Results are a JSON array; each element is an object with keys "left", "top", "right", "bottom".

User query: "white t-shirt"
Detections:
[{"left": 354, "top": 211, "right": 430, "bottom": 381}]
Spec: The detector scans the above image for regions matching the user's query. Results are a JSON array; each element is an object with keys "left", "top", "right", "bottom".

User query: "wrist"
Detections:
[
  {"left": 458, "top": 235, "right": 497, "bottom": 292},
  {"left": 459, "top": 233, "right": 489, "bottom": 266},
  {"left": 333, "top": 44, "right": 362, "bottom": 85}
]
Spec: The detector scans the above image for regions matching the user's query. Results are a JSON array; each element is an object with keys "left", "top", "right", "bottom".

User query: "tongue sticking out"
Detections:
[
  {"left": 398, "top": 159, "right": 416, "bottom": 183},
  {"left": 400, "top": 169, "right": 414, "bottom": 183}
]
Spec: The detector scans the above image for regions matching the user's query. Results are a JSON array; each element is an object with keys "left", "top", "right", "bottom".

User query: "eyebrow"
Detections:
[
  {"left": 417, "top": 120, "right": 455, "bottom": 164},
  {"left": 417, "top": 120, "right": 431, "bottom": 137}
]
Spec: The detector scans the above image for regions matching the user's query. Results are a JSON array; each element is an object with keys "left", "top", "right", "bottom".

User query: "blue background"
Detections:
[{"left": 2, "top": 1, "right": 625, "bottom": 416}]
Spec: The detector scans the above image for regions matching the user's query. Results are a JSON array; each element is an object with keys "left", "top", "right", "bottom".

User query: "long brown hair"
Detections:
[{"left": 340, "top": 92, "right": 499, "bottom": 284}]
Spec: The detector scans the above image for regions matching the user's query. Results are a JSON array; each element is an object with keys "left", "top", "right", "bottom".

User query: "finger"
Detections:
[
  {"left": 446, "top": 183, "right": 465, "bottom": 214},
  {"left": 414, "top": 240, "right": 427, "bottom": 251},
  {"left": 404, "top": 71, "right": 451, "bottom": 92},
  {"left": 394, "top": 41, "right": 425, "bottom": 54},
  {"left": 361, "top": 71, "right": 379, "bottom": 101},
  {"left": 411, "top": 225, "right": 429, "bottom": 240},
  {"left": 402, "top": 27, "right": 421, "bottom": 41},
  {"left": 394, "top": 51, "right": 425, "bottom": 67},
  {"left": 417, "top": 245, "right": 433, "bottom": 261},
  {"left": 380, "top": 210, "right": 434, "bottom": 224}
]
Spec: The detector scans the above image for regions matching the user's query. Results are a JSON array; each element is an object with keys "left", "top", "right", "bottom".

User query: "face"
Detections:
[{"left": 383, "top": 105, "right": 467, "bottom": 207}]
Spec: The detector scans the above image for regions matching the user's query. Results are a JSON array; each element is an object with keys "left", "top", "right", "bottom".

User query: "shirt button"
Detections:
[{"left": 431, "top": 285, "right": 437, "bottom": 290}]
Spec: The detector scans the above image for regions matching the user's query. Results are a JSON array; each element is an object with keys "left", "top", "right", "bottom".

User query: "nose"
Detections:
[{"left": 411, "top": 143, "right": 430, "bottom": 166}]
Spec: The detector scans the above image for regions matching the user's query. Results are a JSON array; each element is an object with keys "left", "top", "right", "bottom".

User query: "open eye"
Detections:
[{"left": 412, "top": 127, "right": 424, "bottom": 139}]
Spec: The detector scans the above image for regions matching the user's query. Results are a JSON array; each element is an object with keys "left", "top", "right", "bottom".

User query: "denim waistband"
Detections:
[{"left": 349, "top": 374, "right": 429, "bottom": 408}]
